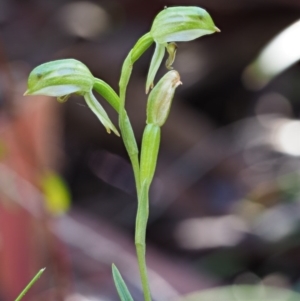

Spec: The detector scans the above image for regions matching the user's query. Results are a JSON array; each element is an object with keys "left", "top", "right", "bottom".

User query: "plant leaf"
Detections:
[
  {"left": 14, "top": 268, "right": 45, "bottom": 301},
  {"left": 112, "top": 264, "right": 134, "bottom": 301}
]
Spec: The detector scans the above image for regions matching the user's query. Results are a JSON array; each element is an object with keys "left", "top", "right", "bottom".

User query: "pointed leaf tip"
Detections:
[{"left": 112, "top": 264, "right": 134, "bottom": 301}]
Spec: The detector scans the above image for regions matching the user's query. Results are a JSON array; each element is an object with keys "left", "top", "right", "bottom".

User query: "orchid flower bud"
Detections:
[
  {"left": 150, "top": 6, "right": 219, "bottom": 44},
  {"left": 25, "top": 59, "right": 94, "bottom": 97},
  {"left": 25, "top": 59, "right": 119, "bottom": 136},
  {"left": 146, "top": 70, "right": 182, "bottom": 127},
  {"left": 145, "top": 6, "right": 219, "bottom": 93}
]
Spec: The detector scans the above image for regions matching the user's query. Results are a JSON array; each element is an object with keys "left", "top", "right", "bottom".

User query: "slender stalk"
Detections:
[
  {"left": 14, "top": 268, "right": 45, "bottom": 301},
  {"left": 135, "top": 183, "right": 151, "bottom": 301},
  {"left": 130, "top": 149, "right": 141, "bottom": 197},
  {"left": 93, "top": 79, "right": 141, "bottom": 196},
  {"left": 94, "top": 41, "right": 153, "bottom": 300},
  {"left": 118, "top": 53, "right": 141, "bottom": 194},
  {"left": 135, "top": 124, "right": 161, "bottom": 301},
  {"left": 93, "top": 78, "right": 120, "bottom": 112},
  {"left": 118, "top": 33, "right": 154, "bottom": 301},
  {"left": 119, "top": 32, "right": 153, "bottom": 110},
  {"left": 119, "top": 111, "right": 141, "bottom": 196}
]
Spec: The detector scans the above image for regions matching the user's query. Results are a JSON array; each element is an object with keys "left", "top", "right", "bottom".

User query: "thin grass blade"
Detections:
[
  {"left": 112, "top": 264, "right": 134, "bottom": 301},
  {"left": 14, "top": 268, "right": 45, "bottom": 301}
]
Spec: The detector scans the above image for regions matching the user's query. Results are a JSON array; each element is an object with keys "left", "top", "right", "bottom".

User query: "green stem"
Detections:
[
  {"left": 117, "top": 33, "right": 153, "bottom": 205},
  {"left": 14, "top": 268, "right": 45, "bottom": 301},
  {"left": 119, "top": 32, "right": 153, "bottom": 109},
  {"left": 135, "top": 182, "right": 151, "bottom": 301},
  {"left": 117, "top": 32, "right": 154, "bottom": 301},
  {"left": 117, "top": 33, "right": 153, "bottom": 196},
  {"left": 93, "top": 79, "right": 141, "bottom": 196},
  {"left": 119, "top": 111, "right": 141, "bottom": 196},
  {"left": 93, "top": 78, "right": 120, "bottom": 112},
  {"left": 135, "top": 124, "right": 160, "bottom": 301}
]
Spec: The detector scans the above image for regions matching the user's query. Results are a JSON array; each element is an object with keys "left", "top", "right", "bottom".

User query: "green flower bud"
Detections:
[
  {"left": 145, "top": 6, "right": 219, "bottom": 93},
  {"left": 25, "top": 59, "right": 119, "bottom": 136},
  {"left": 150, "top": 6, "right": 219, "bottom": 44},
  {"left": 25, "top": 59, "right": 94, "bottom": 97},
  {"left": 146, "top": 70, "right": 181, "bottom": 127}
]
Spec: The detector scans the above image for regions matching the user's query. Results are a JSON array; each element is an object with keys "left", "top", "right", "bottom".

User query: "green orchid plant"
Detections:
[{"left": 25, "top": 6, "right": 219, "bottom": 301}]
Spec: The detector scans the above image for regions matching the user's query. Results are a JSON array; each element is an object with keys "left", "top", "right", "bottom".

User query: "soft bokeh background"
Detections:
[{"left": 1, "top": 0, "right": 300, "bottom": 300}]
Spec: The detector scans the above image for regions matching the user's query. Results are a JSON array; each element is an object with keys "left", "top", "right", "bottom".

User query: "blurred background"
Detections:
[{"left": 1, "top": 0, "right": 300, "bottom": 300}]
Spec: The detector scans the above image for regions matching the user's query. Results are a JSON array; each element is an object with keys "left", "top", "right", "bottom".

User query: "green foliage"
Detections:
[
  {"left": 112, "top": 264, "right": 134, "bottom": 301},
  {"left": 14, "top": 268, "right": 45, "bottom": 301}
]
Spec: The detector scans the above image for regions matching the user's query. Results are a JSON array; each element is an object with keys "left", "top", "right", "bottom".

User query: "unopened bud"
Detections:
[{"left": 146, "top": 70, "right": 182, "bottom": 127}]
